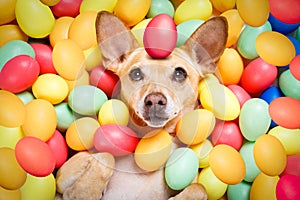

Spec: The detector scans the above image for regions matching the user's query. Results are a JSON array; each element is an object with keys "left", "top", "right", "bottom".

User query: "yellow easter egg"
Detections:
[
  {"left": 40, "top": 0, "right": 60, "bottom": 6},
  {"left": 200, "top": 83, "right": 240, "bottom": 120},
  {"left": 253, "top": 134, "right": 287, "bottom": 176},
  {"left": 174, "top": 0, "right": 212, "bottom": 24},
  {"left": 0, "top": 186, "right": 21, "bottom": 200},
  {"left": 134, "top": 129, "right": 172, "bottom": 171},
  {"left": 198, "top": 74, "right": 220, "bottom": 94},
  {"left": 0, "top": 126, "right": 24, "bottom": 149},
  {"left": 210, "top": 0, "right": 236, "bottom": 12},
  {"left": 176, "top": 109, "right": 216, "bottom": 145},
  {"left": 0, "top": 0, "right": 16, "bottom": 25},
  {"left": 21, "top": 99, "right": 57, "bottom": 141},
  {"left": 64, "top": 70, "right": 90, "bottom": 91},
  {"left": 131, "top": 18, "right": 152, "bottom": 46},
  {"left": 66, "top": 117, "right": 100, "bottom": 151},
  {"left": 80, "top": 0, "right": 117, "bottom": 13},
  {"left": 52, "top": 39, "right": 85, "bottom": 81},
  {"left": 0, "top": 90, "right": 26, "bottom": 128},
  {"left": 190, "top": 139, "right": 213, "bottom": 168},
  {"left": 68, "top": 11, "right": 98, "bottom": 50},
  {"left": 236, "top": 0, "right": 270, "bottom": 27},
  {"left": 0, "top": 25, "right": 28, "bottom": 47},
  {"left": 256, "top": 31, "right": 296, "bottom": 66},
  {"left": 209, "top": 144, "right": 246, "bottom": 184},
  {"left": 114, "top": 0, "right": 151, "bottom": 27},
  {"left": 83, "top": 45, "right": 102, "bottom": 71},
  {"left": 250, "top": 173, "right": 279, "bottom": 200},
  {"left": 32, "top": 74, "right": 69, "bottom": 105},
  {"left": 268, "top": 126, "right": 300, "bottom": 155},
  {"left": 216, "top": 48, "right": 244, "bottom": 85},
  {"left": 49, "top": 16, "right": 74, "bottom": 47}
]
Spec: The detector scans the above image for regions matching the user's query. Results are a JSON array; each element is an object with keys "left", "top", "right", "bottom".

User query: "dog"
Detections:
[{"left": 56, "top": 11, "right": 228, "bottom": 200}]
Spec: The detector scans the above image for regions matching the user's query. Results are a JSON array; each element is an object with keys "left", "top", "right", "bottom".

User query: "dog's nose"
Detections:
[{"left": 144, "top": 93, "right": 167, "bottom": 107}]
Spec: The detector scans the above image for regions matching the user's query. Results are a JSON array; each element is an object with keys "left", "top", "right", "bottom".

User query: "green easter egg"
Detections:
[{"left": 279, "top": 69, "right": 300, "bottom": 100}]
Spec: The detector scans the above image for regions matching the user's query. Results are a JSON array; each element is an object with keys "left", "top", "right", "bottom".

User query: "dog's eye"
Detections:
[
  {"left": 173, "top": 67, "right": 187, "bottom": 82},
  {"left": 129, "top": 68, "right": 144, "bottom": 81}
]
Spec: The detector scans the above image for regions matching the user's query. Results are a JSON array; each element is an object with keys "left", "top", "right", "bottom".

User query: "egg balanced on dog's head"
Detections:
[{"left": 96, "top": 11, "right": 227, "bottom": 134}]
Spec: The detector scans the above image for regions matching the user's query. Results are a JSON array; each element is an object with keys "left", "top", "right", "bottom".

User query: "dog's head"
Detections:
[{"left": 96, "top": 11, "right": 227, "bottom": 132}]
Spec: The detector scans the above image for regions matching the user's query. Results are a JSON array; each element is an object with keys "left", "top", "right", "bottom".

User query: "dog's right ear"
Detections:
[{"left": 96, "top": 11, "right": 139, "bottom": 73}]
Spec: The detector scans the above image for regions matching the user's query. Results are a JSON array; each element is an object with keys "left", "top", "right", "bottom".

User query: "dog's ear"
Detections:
[
  {"left": 180, "top": 17, "right": 228, "bottom": 76},
  {"left": 96, "top": 11, "right": 139, "bottom": 73}
]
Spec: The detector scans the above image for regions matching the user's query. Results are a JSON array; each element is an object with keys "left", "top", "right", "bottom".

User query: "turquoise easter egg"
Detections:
[
  {"left": 279, "top": 69, "right": 300, "bottom": 100},
  {"left": 147, "top": 0, "right": 175, "bottom": 18},
  {"left": 227, "top": 181, "right": 252, "bottom": 200},
  {"left": 54, "top": 102, "right": 77, "bottom": 131},
  {"left": 176, "top": 19, "right": 203, "bottom": 47}
]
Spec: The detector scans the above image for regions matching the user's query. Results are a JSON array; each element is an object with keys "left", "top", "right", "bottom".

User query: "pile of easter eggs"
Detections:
[{"left": 1, "top": 0, "right": 300, "bottom": 199}]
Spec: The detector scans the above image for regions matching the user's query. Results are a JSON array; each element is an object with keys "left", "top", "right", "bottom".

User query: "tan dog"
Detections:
[{"left": 56, "top": 11, "right": 228, "bottom": 200}]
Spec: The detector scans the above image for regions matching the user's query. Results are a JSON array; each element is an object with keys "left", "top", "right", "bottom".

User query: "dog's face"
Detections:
[{"left": 96, "top": 11, "right": 227, "bottom": 132}]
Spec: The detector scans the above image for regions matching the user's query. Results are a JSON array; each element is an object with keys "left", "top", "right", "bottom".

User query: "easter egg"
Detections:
[
  {"left": 227, "top": 181, "right": 251, "bottom": 200},
  {"left": 279, "top": 69, "right": 300, "bottom": 100},
  {"left": 268, "top": 0, "right": 300, "bottom": 24},
  {"left": 176, "top": 109, "right": 215, "bottom": 145},
  {"left": 276, "top": 174, "right": 300, "bottom": 200},
  {"left": 215, "top": 48, "right": 244, "bottom": 85},
  {"left": 0, "top": 90, "right": 26, "bottom": 128},
  {"left": 90, "top": 66, "right": 120, "bottom": 98},
  {"left": 239, "top": 142, "right": 261, "bottom": 182},
  {"left": 190, "top": 139, "right": 213, "bottom": 168},
  {"left": 22, "top": 99, "right": 57, "bottom": 141},
  {"left": 134, "top": 129, "right": 171, "bottom": 171},
  {"left": 66, "top": 117, "right": 100, "bottom": 151},
  {"left": 54, "top": 102, "right": 77, "bottom": 131},
  {"left": 64, "top": 70, "right": 90, "bottom": 92},
  {"left": 209, "top": 144, "right": 246, "bottom": 184},
  {"left": 68, "top": 85, "right": 108, "bottom": 115},
  {"left": 15, "top": 137, "right": 55, "bottom": 177},
  {"left": 30, "top": 43, "right": 56, "bottom": 74},
  {"left": 0, "top": 25, "right": 28, "bottom": 47},
  {"left": 240, "top": 58, "right": 277, "bottom": 94},
  {"left": 269, "top": 126, "right": 300, "bottom": 155},
  {"left": 200, "top": 83, "right": 240, "bottom": 120},
  {"left": 143, "top": 14, "right": 177, "bottom": 59},
  {"left": 0, "top": 0, "right": 16, "bottom": 25},
  {"left": 114, "top": 0, "right": 151, "bottom": 27},
  {"left": 0, "top": 40, "right": 35, "bottom": 71},
  {"left": 0, "top": 186, "right": 21, "bottom": 200},
  {"left": 174, "top": 0, "right": 212, "bottom": 24},
  {"left": 227, "top": 84, "right": 251, "bottom": 108},
  {"left": 256, "top": 31, "right": 296, "bottom": 66},
  {"left": 147, "top": 0, "right": 175, "bottom": 18},
  {"left": 239, "top": 98, "right": 271, "bottom": 141},
  {"left": 176, "top": 19, "right": 203, "bottom": 47},
  {"left": 15, "top": 0, "right": 55, "bottom": 38},
  {"left": 94, "top": 124, "right": 139, "bottom": 157},
  {"left": 80, "top": 0, "right": 117, "bottom": 13},
  {"left": 260, "top": 86, "right": 283, "bottom": 104},
  {"left": 288, "top": 36, "right": 300, "bottom": 56},
  {"left": 83, "top": 45, "right": 102, "bottom": 71},
  {"left": 0, "top": 126, "right": 24, "bottom": 149},
  {"left": 269, "top": 97, "right": 300, "bottom": 129},
  {"left": 210, "top": 0, "right": 235, "bottom": 12},
  {"left": 20, "top": 174, "right": 56, "bottom": 200},
  {"left": 46, "top": 130, "right": 68, "bottom": 168},
  {"left": 268, "top": 14, "right": 300, "bottom": 35},
  {"left": 282, "top": 155, "right": 300, "bottom": 177},
  {"left": 0, "top": 148, "right": 27, "bottom": 190},
  {"left": 198, "top": 74, "right": 220, "bottom": 94},
  {"left": 51, "top": 0, "right": 82, "bottom": 18},
  {"left": 41, "top": 0, "right": 60, "bottom": 6},
  {"left": 131, "top": 18, "right": 152, "bottom": 47},
  {"left": 165, "top": 147, "right": 199, "bottom": 190},
  {"left": 253, "top": 134, "right": 286, "bottom": 176},
  {"left": 250, "top": 172, "right": 279, "bottom": 200},
  {"left": 236, "top": 0, "right": 270, "bottom": 27},
  {"left": 17, "top": 91, "right": 34, "bottom": 105},
  {"left": 211, "top": 121, "right": 243, "bottom": 150},
  {"left": 52, "top": 39, "right": 85, "bottom": 81},
  {"left": 49, "top": 16, "right": 74, "bottom": 47},
  {"left": 198, "top": 167, "right": 228, "bottom": 200},
  {"left": 237, "top": 21, "right": 272, "bottom": 59}
]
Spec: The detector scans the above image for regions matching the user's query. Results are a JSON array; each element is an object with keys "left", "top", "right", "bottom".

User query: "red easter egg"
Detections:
[
  {"left": 90, "top": 65, "right": 120, "bottom": 98},
  {"left": 269, "top": 97, "right": 300, "bottom": 129},
  {"left": 51, "top": 0, "right": 82, "bottom": 18},
  {"left": 31, "top": 43, "right": 57, "bottom": 74},
  {"left": 241, "top": 57, "right": 277, "bottom": 94},
  {"left": 143, "top": 14, "right": 177, "bottom": 59},
  {"left": 228, "top": 84, "right": 251, "bottom": 108},
  {"left": 276, "top": 174, "right": 300, "bottom": 200},
  {"left": 269, "top": 0, "right": 300, "bottom": 24},
  {"left": 281, "top": 154, "right": 300, "bottom": 177},
  {"left": 94, "top": 124, "right": 139, "bottom": 156},
  {"left": 15, "top": 136, "right": 56, "bottom": 177},
  {"left": 0, "top": 55, "right": 40, "bottom": 93},
  {"left": 46, "top": 130, "right": 68, "bottom": 168},
  {"left": 289, "top": 55, "right": 300, "bottom": 81}
]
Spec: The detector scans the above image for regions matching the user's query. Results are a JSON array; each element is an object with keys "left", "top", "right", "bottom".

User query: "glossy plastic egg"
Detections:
[
  {"left": 165, "top": 147, "right": 198, "bottom": 190},
  {"left": 268, "top": 0, "right": 300, "bottom": 24},
  {"left": 268, "top": 13, "right": 299, "bottom": 35},
  {"left": 276, "top": 174, "right": 300, "bottom": 200},
  {"left": 174, "top": 0, "right": 212, "bottom": 24},
  {"left": 143, "top": 14, "right": 177, "bottom": 59},
  {"left": 269, "top": 97, "right": 300, "bottom": 129},
  {"left": 239, "top": 98, "right": 271, "bottom": 141},
  {"left": 131, "top": 18, "right": 152, "bottom": 47},
  {"left": 20, "top": 174, "right": 56, "bottom": 200},
  {"left": 0, "top": 0, "right": 16, "bottom": 25},
  {"left": 200, "top": 83, "right": 240, "bottom": 120},
  {"left": 227, "top": 181, "right": 251, "bottom": 200},
  {"left": 54, "top": 102, "right": 77, "bottom": 131},
  {"left": 0, "top": 148, "right": 27, "bottom": 190},
  {"left": 147, "top": 0, "right": 174, "bottom": 18},
  {"left": 114, "top": 0, "right": 151, "bottom": 27},
  {"left": 68, "top": 85, "right": 108, "bottom": 115},
  {"left": 209, "top": 144, "right": 246, "bottom": 184},
  {"left": 0, "top": 25, "right": 28, "bottom": 47},
  {"left": 17, "top": 91, "right": 34, "bottom": 105},
  {"left": 51, "top": 0, "right": 81, "bottom": 18},
  {"left": 52, "top": 39, "right": 85, "bottom": 81},
  {"left": 15, "top": 136, "right": 56, "bottom": 177},
  {"left": 282, "top": 155, "right": 300, "bottom": 177},
  {"left": 236, "top": 0, "right": 270, "bottom": 27},
  {"left": 176, "top": 109, "right": 215, "bottom": 145},
  {"left": 0, "top": 126, "right": 24, "bottom": 149},
  {"left": 15, "top": 0, "right": 55, "bottom": 38},
  {"left": 94, "top": 124, "right": 139, "bottom": 157},
  {"left": 66, "top": 117, "right": 100, "bottom": 151},
  {"left": 83, "top": 45, "right": 102, "bottom": 71},
  {"left": 64, "top": 70, "right": 90, "bottom": 92},
  {"left": 227, "top": 84, "right": 251, "bottom": 108},
  {"left": 240, "top": 58, "right": 277, "bottom": 94},
  {"left": 134, "top": 129, "right": 171, "bottom": 171},
  {"left": 279, "top": 69, "right": 300, "bottom": 100},
  {"left": 30, "top": 43, "right": 56, "bottom": 74},
  {"left": 253, "top": 134, "right": 286, "bottom": 176},
  {"left": 198, "top": 74, "right": 220, "bottom": 94},
  {"left": 260, "top": 86, "right": 282, "bottom": 104},
  {"left": 0, "top": 90, "right": 26, "bottom": 128},
  {"left": 176, "top": 19, "right": 203, "bottom": 47},
  {"left": 49, "top": 16, "right": 74, "bottom": 47},
  {"left": 250, "top": 172, "right": 279, "bottom": 200},
  {"left": 0, "top": 186, "right": 21, "bottom": 200},
  {"left": 80, "top": 0, "right": 117, "bottom": 13},
  {"left": 190, "top": 139, "right": 213, "bottom": 168},
  {"left": 210, "top": 0, "right": 235, "bottom": 12},
  {"left": 288, "top": 36, "right": 300, "bottom": 56},
  {"left": 290, "top": 55, "right": 300, "bottom": 80},
  {"left": 256, "top": 31, "right": 296, "bottom": 66}
]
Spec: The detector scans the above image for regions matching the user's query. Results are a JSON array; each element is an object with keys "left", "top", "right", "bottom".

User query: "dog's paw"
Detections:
[
  {"left": 56, "top": 151, "right": 115, "bottom": 200},
  {"left": 169, "top": 183, "right": 208, "bottom": 200}
]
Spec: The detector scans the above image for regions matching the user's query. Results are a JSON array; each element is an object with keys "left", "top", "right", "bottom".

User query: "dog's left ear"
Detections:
[{"left": 180, "top": 17, "right": 228, "bottom": 76}]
